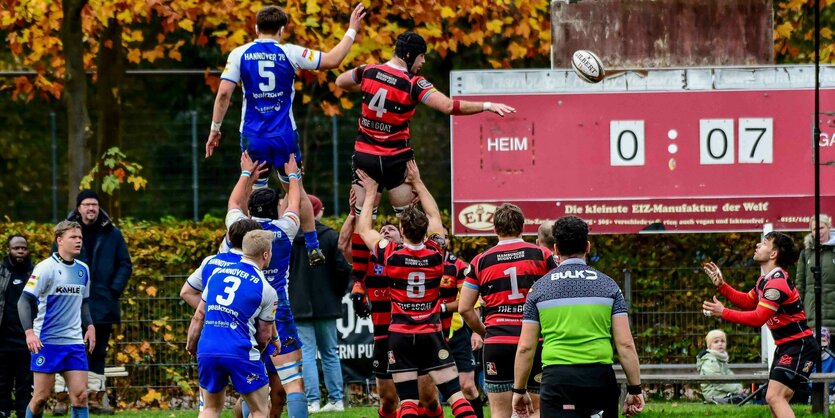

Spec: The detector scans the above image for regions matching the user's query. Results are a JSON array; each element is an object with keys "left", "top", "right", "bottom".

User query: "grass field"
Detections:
[{"left": 106, "top": 402, "right": 829, "bottom": 418}]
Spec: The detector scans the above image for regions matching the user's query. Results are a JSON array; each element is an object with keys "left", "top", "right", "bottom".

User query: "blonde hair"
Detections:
[
  {"left": 54, "top": 220, "right": 81, "bottom": 240},
  {"left": 242, "top": 230, "right": 273, "bottom": 258},
  {"left": 810, "top": 214, "right": 832, "bottom": 229},
  {"left": 705, "top": 329, "right": 727, "bottom": 348}
]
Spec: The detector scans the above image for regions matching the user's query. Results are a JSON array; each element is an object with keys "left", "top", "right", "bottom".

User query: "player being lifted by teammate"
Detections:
[
  {"left": 355, "top": 161, "right": 477, "bottom": 418},
  {"left": 206, "top": 4, "right": 367, "bottom": 265},
  {"left": 186, "top": 230, "right": 280, "bottom": 418},
  {"left": 18, "top": 221, "right": 95, "bottom": 418},
  {"left": 335, "top": 31, "right": 515, "bottom": 218},
  {"left": 459, "top": 204, "right": 558, "bottom": 418}
]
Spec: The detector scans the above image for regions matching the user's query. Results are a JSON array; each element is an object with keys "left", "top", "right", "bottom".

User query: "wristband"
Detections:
[
  {"left": 452, "top": 100, "right": 463, "bottom": 116},
  {"left": 482, "top": 102, "right": 492, "bottom": 111},
  {"left": 511, "top": 387, "right": 527, "bottom": 394},
  {"left": 345, "top": 28, "right": 357, "bottom": 41},
  {"left": 288, "top": 173, "right": 301, "bottom": 181},
  {"left": 626, "top": 385, "right": 642, "bottom": 395},
  {"left": 440, "top": 304, "right": 447, "bottom": 313},
  {"left": 210, "top": 121, "right": 222, "bottom": 132},
  {"left": 241, "top": 171, "right": 252, "bottom": 177}
]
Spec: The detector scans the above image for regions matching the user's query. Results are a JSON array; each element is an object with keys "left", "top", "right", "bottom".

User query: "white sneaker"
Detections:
[
  {"left": 307, "top": 403, "right": 321, "bottom": 414},
  {"left": 320, "top": 400, "right": 344, "bottom": 412}
]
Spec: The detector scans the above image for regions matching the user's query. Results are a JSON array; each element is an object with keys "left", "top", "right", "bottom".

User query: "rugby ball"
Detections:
[{"left": 571, "top": 50, "right": 605, "bottom": 83}]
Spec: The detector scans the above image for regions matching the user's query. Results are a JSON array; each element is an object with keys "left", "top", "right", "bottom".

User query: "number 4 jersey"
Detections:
[
  {"left": 221, "top": 39, "right": 323, "bottom": 141},
  {"left": 198, "top": 259, "right": 278, "bottom": 361}
]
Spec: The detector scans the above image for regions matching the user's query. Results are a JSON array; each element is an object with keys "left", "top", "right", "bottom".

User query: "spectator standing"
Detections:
[
  {"left": 53, "top": 190, "right": 132, "bottom": 415},
  {"left": 0, "top": 235, "right": 34, "bottom": 418},
  {"left": 288, "top": 195, "right": 352, "bottom": 413},
  {"left": 797, "top": 214, "right": 835, "bottom": 332}
]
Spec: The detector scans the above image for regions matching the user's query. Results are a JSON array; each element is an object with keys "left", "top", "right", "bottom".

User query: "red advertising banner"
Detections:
[{"left": 451, "top": 86, "right": 835, "bottom": 235}]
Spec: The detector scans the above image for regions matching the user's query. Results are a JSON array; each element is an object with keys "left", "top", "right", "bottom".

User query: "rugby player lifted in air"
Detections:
[
  {"left": 206, "top": 4, "right": 367, "bottom": 266},
  {"left": 355, "top": 161, "right": 477, "bottom": 418}
]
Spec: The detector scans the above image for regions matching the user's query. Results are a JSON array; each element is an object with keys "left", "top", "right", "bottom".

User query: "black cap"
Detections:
[{"left": 76, "top": 189, "right": 100, "bottom": 208}]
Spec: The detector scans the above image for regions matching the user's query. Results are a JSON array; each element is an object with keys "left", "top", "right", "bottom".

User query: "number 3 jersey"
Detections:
[
  {"left": 374, "top": 238, "right": 445, "bottom": 335},
  {"left": 23, "top": 254, "right": 90, "bottom": 345},
  {"left": 198, "top": 259, "right": 278, "bottom": 361},
  {"left": 350, "top": 63, "right": 437, "bottom": 156},
  {"left": 221, "top": 39, "right": 323, "bottom": 141},
  {"left": 464, "top": 239, "right": 558, "bottom": 344}
]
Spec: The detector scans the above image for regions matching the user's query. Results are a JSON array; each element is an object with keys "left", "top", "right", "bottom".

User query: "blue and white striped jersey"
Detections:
[
  {"left": 224, "top": 209, "right": 300, "bottom": 297},
  {"left": 198, "top": 259, "right": 278, "bottom": 361},
  {"left": 186, "top": 249, "right": 244, "bottom": 292},
  {"left": 221, "top": 39, "right": 323, "bottom": 141},
  {"left": 23, "top": 254, "right": 90, "bottom": 345}
]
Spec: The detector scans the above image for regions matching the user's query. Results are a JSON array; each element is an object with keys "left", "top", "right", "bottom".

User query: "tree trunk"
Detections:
[
  {"left": 61, "top": 0, "right": 92, "bottom": 211},
  {"left": 96, "top": 18, "right": 124, "bottom": 218}
]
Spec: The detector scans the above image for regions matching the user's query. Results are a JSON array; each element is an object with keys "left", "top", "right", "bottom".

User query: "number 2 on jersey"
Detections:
[
  {"left": 504, "top": 266, "right": 525, "bottom": 300},
  {"left": 368, "top": 88, "right": 388, "bottom": 118},
  {"left": 215, "top": 276, "right": 241, "bottom": 306},
  {"left": 406, "top": 271, "right": 425, "bottom": 298}
]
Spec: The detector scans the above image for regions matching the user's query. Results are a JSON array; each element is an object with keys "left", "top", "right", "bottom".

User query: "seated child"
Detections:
[{"left": 696, "top": 329, "right": 747, "bottom": 404}]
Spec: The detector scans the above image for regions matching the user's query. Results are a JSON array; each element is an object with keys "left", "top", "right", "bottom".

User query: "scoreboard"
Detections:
[{"left": 450, "top": 66, "right": 835, "bottom": 235}]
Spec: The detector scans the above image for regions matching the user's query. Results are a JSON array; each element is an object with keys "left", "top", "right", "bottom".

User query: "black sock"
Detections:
[{"left": 468, "top": 396, "right": 483, "bottom": 418}]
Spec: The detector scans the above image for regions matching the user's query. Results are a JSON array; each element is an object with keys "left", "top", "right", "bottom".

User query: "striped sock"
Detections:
[
  {"left": 378, "top": 407, "right": 397, "bottom": 418},
  {"left": 451, "top": 398, "right": 476, "bottom": 418},
  {"left": 399, "top": 401, "right": 420, "bottom": 418},
  {"left": 425, "top": 404, "right": 443, "bottom": 418}
]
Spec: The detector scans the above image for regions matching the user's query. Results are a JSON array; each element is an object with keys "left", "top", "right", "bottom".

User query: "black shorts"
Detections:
[
  {"left": 538, "top": 364, "right": 620, "bottom": 417},
  {"left": 448, "top": 327, "right": 477, "bottom": 373},
  {"left": 373, "top": 337, "right": 392, "bottom": 379},
  {"left": 352, "top": 150, "right": 414, "bottom": 192},
  {"left": 483, "top": 342, "right": 543, "bottom": 392},
  {"left": 388, "top": 331, "right": 456, "bottom": 374},
  {"left": 770, "top": 336, "right": 819, "bottom": 391}
]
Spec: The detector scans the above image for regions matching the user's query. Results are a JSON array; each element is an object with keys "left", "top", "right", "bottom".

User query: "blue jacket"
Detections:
[{"left": 55, "top": 209, "right": 133, "bottom": 324}]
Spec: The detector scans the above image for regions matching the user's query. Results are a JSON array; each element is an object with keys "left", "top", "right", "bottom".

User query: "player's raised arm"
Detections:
[
  {"left": 205, "top": 81, "right": 237, "bottom": 159},
  {"left": 405, "top": 160, "right": 443, "bottom": 234},
  {"left": 283, "top": 153, "right": 301, "bottom": 218},
  {"left": 422, "top": 90, "right": 516, "bottom": 117},
  {"left": 355, "top": 170, "right": 383, "bottom": 251},
  {"left": 228, "top": 151, "right": 268, "bottom": 214},
  {"left": 318, "top": 4, "right": 366, "bottom": 69}
]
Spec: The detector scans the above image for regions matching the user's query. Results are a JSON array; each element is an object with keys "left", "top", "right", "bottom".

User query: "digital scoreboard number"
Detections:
[{"left": 451, "top": 68, "right": 835, "bottom": 235}]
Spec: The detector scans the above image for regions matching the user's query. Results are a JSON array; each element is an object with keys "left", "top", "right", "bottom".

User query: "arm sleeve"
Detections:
[
  {"left": 220, "top": 46, "right": 244, "bottom": 83},
  {"left": 283, "top": 43, "right": 322, "bottom": 71},
  {"left": 721, "top": 303, "right": 776, "bottom": 327},
  {"left": 186, "top": 257, "right": 211, "bottom": 292},
  {"left": 352, "top": 65, "right": 367, "bottom": 83},
  {"left": 258, "top": 286, "right": 278, "bottom": 322},
  {"left": 611, "top": 284, "right": 628, "bottom": 316},
  {"left": 17, "top": 293, "right": 38, "bottom": 330},
  {"left": 718, "top": 282, "right": 759, "bottom": 310},
  {"left": 109, "top": 230, "right": 133, "bottom": 295},
  {"left": 522, "top": 285, "right": 540, "bottom": 324},
  {"left": 81, "top": 298, "right": 93, "bottom": 329},
  {"left": 225, "top": 208, "right": 247, "bottom": 229},
  {"left": 273, "top": 212, "right": 301, "bottom": 241},
  {"left": 411, "top": 77, "right": 437, "bottom": 103}
]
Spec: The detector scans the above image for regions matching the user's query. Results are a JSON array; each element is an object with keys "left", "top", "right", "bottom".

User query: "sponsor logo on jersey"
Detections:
[
  {"left": 230, "top": 322, "right": 238, "bottom": 330},
  {"left": 458, "top": 204, "right": 496, "bottom": 231},
  {"left": 438, "top": 349, "right": 449, "bottom": 360},
  {"left": 441, "top": 276, "right": 455, "bottom": 288},
  {"left": 303, "top": 49, "right": 315, "bottom": 62},
  {"left": 778, "top": 354, "right": 793, "bottom": 365},
  {"left": 55, "top": 285, "right": 83, "bottom": 294},
  {"left": 374, "top": 264, "right": 384, "bottom": 275},
  {"left": 550, "top": 269, "right": 598, "bottom": 281},
  {"left": 25, "top": 276, "right": 37, "bottom": 290},
  {"left": 486, "top": 362, "right": 497, "bottom": 375},
  {"left": 416, "top": 79, "right": 433, "bottom": 90},
  {"left": 763, "top": 288, "right": 781, "bottom": 301},
  {"left": 78, "top": 270, "right": 84, "bottom": 277}
]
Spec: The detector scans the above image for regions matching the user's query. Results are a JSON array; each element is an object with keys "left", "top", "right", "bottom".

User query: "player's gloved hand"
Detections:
[{"left": 350, "top": 281, "right": 371, "bottom": 318}]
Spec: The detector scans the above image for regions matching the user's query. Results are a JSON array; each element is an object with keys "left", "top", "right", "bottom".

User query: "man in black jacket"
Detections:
[
  {"left": 53, "top": 190, "right": 132, "bottom": 415},
  {"left": 0, "top": 234, "right": 34, "bottom": 418},
  {"left": 288, "top": 195, "right": 352, "bottom": 413}
]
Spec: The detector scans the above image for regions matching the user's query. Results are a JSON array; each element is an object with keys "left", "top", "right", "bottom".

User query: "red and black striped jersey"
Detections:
[
  {"left": 464, "top": 239, "right": 558, "bottom": 345},
  {"left": 719, "top": 267, "right": 812, "bottom": 345},
  {"left": 351, "top": 63, "right": 436, "bottom": 157},
  {"left": 351, "top": 234, "right": 391, "bottom": 340},
  {"left": 374, "top": 238, "right": 445, "bottom": 334},
  {"left": 440, "top": 252, "right": 470, "bottom": 336}
]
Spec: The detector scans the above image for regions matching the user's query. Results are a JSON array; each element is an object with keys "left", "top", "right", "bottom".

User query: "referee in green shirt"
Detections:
[{"left": 512, "top": 216, "right": 644, "bottom": 417}]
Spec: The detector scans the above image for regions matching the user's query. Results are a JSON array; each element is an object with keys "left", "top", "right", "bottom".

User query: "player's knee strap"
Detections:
[
  {"left": 394, "top": 379, "right": 420, "bottom": 401},
  {"left": 392, "top": 205, "right": 409, "bottom": 217},
  {"left": 276, "top": 361, "right": 303, "bottom": 384},
  {"left": 437, "top": 378, "right": 461, "bottom": 400},
  {"left": 354, "top": 205, "right": 378, "bottom": 219}
]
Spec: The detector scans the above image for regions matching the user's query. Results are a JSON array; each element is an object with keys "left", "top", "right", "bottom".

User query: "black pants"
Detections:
[
  {"left": 88, "top": 324, "right": 113, "bottom": 375},
  {"left": 539, "top": 364, "right": 620, "bottom": 418},
  {"left": 0, "top": 350, "right": 33, "bottom": 417}
]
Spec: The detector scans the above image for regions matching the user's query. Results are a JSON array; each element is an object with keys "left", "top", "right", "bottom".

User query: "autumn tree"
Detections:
[{"left": 774, "top": 0, "right": 835, "bottom": 63}]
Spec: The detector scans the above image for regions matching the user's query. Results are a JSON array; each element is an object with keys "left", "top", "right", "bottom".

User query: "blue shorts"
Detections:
[
  {"left": 31, "top": 344, "right": 88, "bottom": 374},
  {"left": 198, "top": 355, "right": 268, "bottom": 394},
  {"left": 241, "top": 132, "right": 302, "bottom": 175},
  {"left": 275, "top": 296, "right": 302, "bottom": 356}
]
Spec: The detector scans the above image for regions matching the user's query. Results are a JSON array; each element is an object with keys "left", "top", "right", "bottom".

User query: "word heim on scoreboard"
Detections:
[{"left": 451, "top": 80, "right": 835, "bottom": 235}]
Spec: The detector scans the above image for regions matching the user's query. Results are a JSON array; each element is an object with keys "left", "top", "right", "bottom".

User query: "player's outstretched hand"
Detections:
[
  {"left": 703, "top": 262, "right": 725, "bottom": 287},
  {"left": 25, "top": 329, "right": 42, "bottom": 354},
  {"left": 622, "top": 393, "right": 645, "bottom": 416},
  {"left": 487, "top": 102, "right": 516, "bottom": 117},
  {"left": 404, "top": 160, "right": 422, "bottom": 185},
  {"left": 284, "top": 153, "right": 300, "bottom": 180},
  {"left": 84, "top": 325, "right": 96, "bottom": 354},
  {"left": 356, "top": 169, "right": 378, "bottom": 194},
  {"left": 206, "top": 131, "right": 221, "bottom": 159},
  {"left": 241, "top": 151, "right": 267, "bottom": 177},
  {"left": 512, "top": 392, "right": 534, "bottom": 417},
  {"left": 702, "top": 296, "right": 725, "bottom": 318},
  {"left": 349, "top": 4, "right": 366, "bottom": 31}
]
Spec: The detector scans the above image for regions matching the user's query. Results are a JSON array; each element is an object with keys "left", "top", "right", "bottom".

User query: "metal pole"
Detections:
[
  {"left": 50, "top": 112, "right": 58, "bottom": 223},
  {"left": 332, "top": 115, "right": 339, "bottom": 216},
  {"left": 191, "top": 111, "right": 199, "bottom": 222},
  {"left": 812, "top": 0, "right": 825, "bottom": 413}
]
